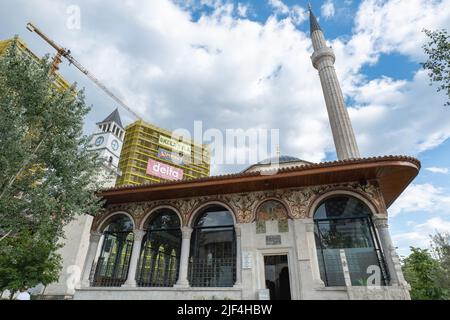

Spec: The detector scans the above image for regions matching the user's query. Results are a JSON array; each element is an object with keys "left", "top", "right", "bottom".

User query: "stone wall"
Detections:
[{"left": 74, "top": 181, "right": 411, "bottom": 300}]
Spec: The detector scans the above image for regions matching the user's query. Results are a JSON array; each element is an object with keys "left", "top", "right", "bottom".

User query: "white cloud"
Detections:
[
  {"left": 393, "top": 217, "right": 450, "bottom": 256},
  {"left": 354, "top": 0, "right": 450, "bottom": 61},
  {"left": 348, "top": 71, "right": 450, "bottom": 156},
  {"left": 268, "top": 0, "right": 289, "bottom": 15},
  {"left": 321, "top": 0, "right": 335, "bottom": 19},
  {"left": 268, "top": 0, "right": 307, "bottom": 26},
  {"left": 389, "top": 183, "right": 450, "bottom": 217},
  {"left": 290, "top": 5, "right": 307, "bottom": 26},
  {"left": 237, "top": 3, "right": 248, "bottom": 18},
  {"left": 2, "top": 0, "right": 449, "bottom": 175},
  {"left": 426, "top": 167, "right": 449, "bottom": 174}
]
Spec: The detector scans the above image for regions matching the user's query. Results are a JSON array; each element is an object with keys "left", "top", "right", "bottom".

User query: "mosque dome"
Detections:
[
  {"left": 244, "top": 155, "right": 312, "bottom": 173},
  {"left": 257, "top": 155, "right": 302, "bottom": 165}
]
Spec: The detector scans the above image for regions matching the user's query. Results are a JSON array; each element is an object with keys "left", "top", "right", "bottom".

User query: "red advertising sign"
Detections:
[{"left": 147, "top": 159, "right": 184, "bottom": 181}]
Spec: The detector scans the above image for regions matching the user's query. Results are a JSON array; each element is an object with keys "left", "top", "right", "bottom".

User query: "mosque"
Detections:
[{"left": 73, "top": 7, "right": 420, "bottom": 300}]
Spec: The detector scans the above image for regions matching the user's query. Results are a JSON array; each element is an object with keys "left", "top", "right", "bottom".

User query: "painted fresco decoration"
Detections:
[
  {"left": 94, "top": 182, "right": 383, "bottom": 231},
  {"left": 256, "top": 200, "right": 289, "bottom": 233}
]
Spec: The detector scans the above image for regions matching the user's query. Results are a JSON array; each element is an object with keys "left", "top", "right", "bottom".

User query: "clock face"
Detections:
[
  {"left": 111, "top": 139, "right": 119, "bottom": 151},
  {"left": 95, "top": 136, "right": 105, "bottom": 147}
]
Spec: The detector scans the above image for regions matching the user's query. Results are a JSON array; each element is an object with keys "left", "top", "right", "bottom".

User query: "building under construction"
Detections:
[
  {"left": 116, "top": 120, "right": 210, "bottom": 187},
  {"left": 0, "top": 37, "right": 70, "bottom": 90}
]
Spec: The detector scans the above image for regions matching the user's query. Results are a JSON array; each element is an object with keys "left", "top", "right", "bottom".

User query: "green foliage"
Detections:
[
  {"left": 402, "top": 233, "right": 450, "bottom": 300},
  {"left": 0, "top": 230, "right": 62, "bottom": 294},
  {"left": 422, "top": 29, "right": 450, "bottom": 106},
  {"left": 430, "top": 232, "right": 450, "bottom": 293},
  {"left": 0, "top": 38, "right": 103, "bottom": 292}
]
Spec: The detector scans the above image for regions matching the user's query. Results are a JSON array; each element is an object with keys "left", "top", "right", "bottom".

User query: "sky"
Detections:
[{"left": 0, "top": 0, "right": 449, "bottom": 257}]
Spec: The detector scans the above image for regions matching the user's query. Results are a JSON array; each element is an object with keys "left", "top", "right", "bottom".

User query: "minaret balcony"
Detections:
[{"left": 311, "top": 47, "right": 336, "bottom": 70}]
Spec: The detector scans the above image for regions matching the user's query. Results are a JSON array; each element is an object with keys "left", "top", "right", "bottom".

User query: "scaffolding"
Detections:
[{"left": 116, "top": 120, "right": 211, "bottom": 187}]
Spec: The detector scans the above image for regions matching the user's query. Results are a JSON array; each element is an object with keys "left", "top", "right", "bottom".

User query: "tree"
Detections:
[
  {"left": 422, "top": 29, "right": 450, "bottom": 106},
  {"left": 0, "top": 230, "right": 62, "bottom": 299},
  {"left": 0, "top": 38, "right": 103, "bottom": 294},
  {"left": 430, "top": 232, "right": 450, "bottom": 295},
  {"left": 402, "top": 247, "right": 445, "bottom": 300}
]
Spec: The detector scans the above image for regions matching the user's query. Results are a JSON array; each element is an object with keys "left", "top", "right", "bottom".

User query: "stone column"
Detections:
[
  {"left": 234, "top": 225, "right": 242, "bottom": 287},
  {"left": 81, "top": 232, "right": 102, "bottom": 287},
  {"left": 305, "top": 220, "right": 325, "bottom": 287},
  {"left": 175, "top": 226, "right": 193, "bottom": 288},
  {"left": 373, "top": 214, "right": 401, "bottom": 286},
  {"left": 123, "top": 229, "right": 146, "bottom": 287}
]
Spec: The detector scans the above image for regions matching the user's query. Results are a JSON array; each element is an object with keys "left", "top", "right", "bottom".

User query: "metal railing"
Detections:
[{"left": 188, "top": 258, "right": 236, "bottom": 287}]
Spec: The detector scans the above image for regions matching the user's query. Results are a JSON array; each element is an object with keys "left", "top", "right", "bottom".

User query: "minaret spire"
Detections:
[
  {"left": 309, "top": 5, "right": 360, "bottom": 160},
  {"left": 309, "top": 3, "right": 322, "bottom": 34}
]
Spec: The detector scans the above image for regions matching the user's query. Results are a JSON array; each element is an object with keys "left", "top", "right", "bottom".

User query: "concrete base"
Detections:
[
  {"left": 41, "top": 215, "right": 93, "bottom": 297},
  {"left": 73, "top": 285, "right": 409, "bottom": 300},
  {"left": 74, "top": 287, "right": 243, "bottom": 300}
]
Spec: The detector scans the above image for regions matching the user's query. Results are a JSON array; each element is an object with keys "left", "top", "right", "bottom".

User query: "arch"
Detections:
[
  {"left": 139, "top": 205, "right": 183, "bottom": 230},
  {"left": 136, "top": 207, "right": 182, "bottom": 288},
  {"left": 308, "top": 189, "right": 378, "bottom": 219},
  {"left": 93, "top": 213, "right": 135, "bottom": 287},
  {"left": 97, "top": 211, "right": 136, "bottom": 233},
  {"left": 312, "top": 194, "right": 389, "bottom": 287},
  {"left": 253, "top": 198, "right": 292, "bottom": 222},
  {"left": 188, "top": 202, "right": 237, "bottom": 287},
  {"left": 188, "top": 201, "right": 237, "bottom": 227}
]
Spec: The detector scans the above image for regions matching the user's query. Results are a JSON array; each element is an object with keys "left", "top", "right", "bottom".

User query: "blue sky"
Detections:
[{"left": 0, "top": 0, "right": 449, "bottom": 256}]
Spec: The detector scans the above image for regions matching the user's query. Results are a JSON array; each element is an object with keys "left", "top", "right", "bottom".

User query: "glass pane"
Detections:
[
  {"left": 147, "top": 209, "right": 180, "bottom": 230},
  {"left": 137, "top": 229, "right": 182, "bottom": 287},
  {"left": 189, "top": 228, "right": 235, "bottom": 287},
  {"left": 345, "top": 247, "right": 381, "bottom": 286},
  {"left": 190, "top": 206, "right": 236, "bottom": 287},
  {"left": 314, "top": 197, "right": 371, "bottom": 220},
  {"left": 317, "top": 248, "right": 345, "bottom": 286},
  {"left": 195, "top": 206, "right": 234, "bottom": 227},
  {"left": 94, "top": 232, "right": 134, "bottom": 287},
  {"left": 315, "top": 218, "right": 381, "bottom": 286},
  {"left": 104, "top": 215, "right": 134, "bottom": 233}
]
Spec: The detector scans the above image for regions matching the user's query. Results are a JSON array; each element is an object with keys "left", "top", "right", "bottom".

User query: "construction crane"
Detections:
[{"left": 26, "top": 22, "right": 142, "bottom": 120}]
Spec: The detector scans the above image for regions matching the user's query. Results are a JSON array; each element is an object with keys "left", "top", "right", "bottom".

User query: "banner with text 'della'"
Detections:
[{"left": 147, "top": 159, "right": 184, "bottom": 181}]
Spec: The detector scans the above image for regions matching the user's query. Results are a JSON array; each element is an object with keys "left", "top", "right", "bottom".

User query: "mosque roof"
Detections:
[{"left": 98, "top": 156, "right": 421, "bottom": 210}]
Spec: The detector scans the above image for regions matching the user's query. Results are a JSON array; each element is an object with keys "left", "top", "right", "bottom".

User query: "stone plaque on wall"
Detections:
[
  {"left": 266, "top": 235, "right": 282, "bottom": 246},
  {"left": 242, "top": 252, "right": 253, "bottom": 269}
]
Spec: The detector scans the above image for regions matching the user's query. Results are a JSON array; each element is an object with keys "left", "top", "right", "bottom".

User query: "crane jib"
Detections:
[{"left": 26, "top": 22, "right": 142, "bottom": 121}]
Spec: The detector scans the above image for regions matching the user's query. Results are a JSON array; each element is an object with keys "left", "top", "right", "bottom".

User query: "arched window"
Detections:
[
  {"left": 256, "top": 200, "right": 289, "bottom": 233},
  {"left": 189, "top": 205, "right": 236, "bottom": 287},
  {"left": 136, "top": 209, "right": 182, "bottom": 287},
  {"left": 93, "top": 215, "right": 134, "bottom": 287},
  {"left": 314, "top": 196, "right": 389, "bottom": 287}
]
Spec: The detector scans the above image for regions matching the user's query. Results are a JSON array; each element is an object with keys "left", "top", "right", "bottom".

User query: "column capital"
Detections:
[
  {"left": 181, "top": 226, "right": 193, "bottom": 239},
  {"left": 305, "top": 222, "right": 315, "bottom": 233},
  {"left": 234, "top": 225, "right": 242, "bottom": 237},
  {"left": 133, "top": 229, "right": 146, "bottom": 241},
  {"left": 89, "top": 231, "right": 102, "bottom": 242},
  {"left": 373, "top": 214, "right": 389, "bottom": 229}
]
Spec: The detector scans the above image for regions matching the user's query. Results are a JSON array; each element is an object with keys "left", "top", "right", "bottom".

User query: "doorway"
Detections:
[{"left": 264, "top": 255, "right": 291, "bottom": 300}]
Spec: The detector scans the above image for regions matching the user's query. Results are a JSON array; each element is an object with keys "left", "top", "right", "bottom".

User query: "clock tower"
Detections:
[{"left": 88, "top": 108, "right": 124, "bottom": 187}]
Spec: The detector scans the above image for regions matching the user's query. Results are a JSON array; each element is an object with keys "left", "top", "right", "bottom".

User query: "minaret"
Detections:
[{"left": 309, "top": 4, "right": 360, "bottom": 160}]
